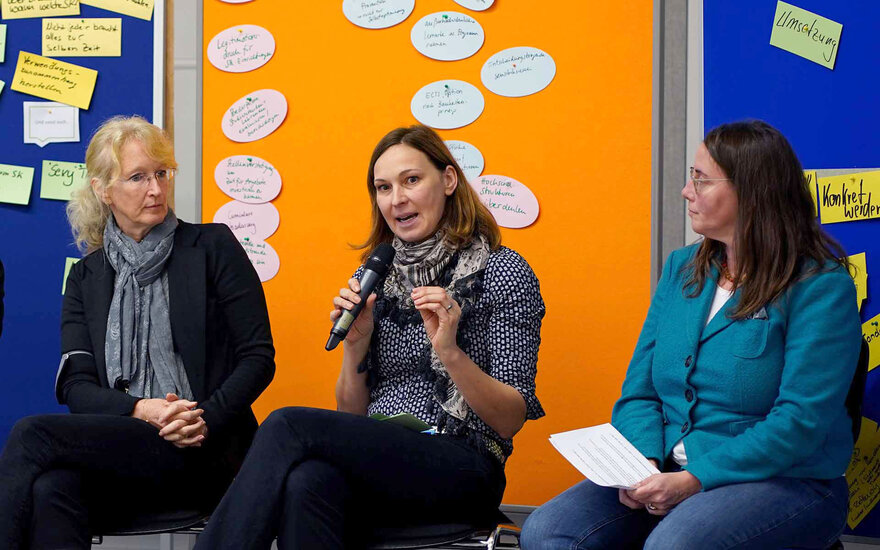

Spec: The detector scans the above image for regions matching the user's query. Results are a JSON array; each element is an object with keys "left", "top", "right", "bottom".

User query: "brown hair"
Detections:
[
  {"left": 685, "top": 120, "right": 849, "bottom": 319},
  {"left": 67, "top": 115, "right": 177, "bottom": 252},
  {"left": 357, "top": 125, "right": 501, "bottom": 261}
]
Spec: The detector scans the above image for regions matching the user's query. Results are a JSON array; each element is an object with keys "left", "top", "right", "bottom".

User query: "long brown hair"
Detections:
[
  {"left": 357, "top": 125, "right": 501, "bottom": 261},
  {"left": 685, "top": 120, "right": 849, "bottom": 319}
]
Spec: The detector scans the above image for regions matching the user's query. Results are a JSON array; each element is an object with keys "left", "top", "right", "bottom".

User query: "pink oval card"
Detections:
[
  {"left": 222, "top": 89, "right": 287, "bottom": 143},
  {"left": 214, "top": 200, "right": 280, "bottom": 240},
  {"left": 471, "top": 174, "right": 539, "bottom": 228},
  {"left": 214, "top": 154, "right": 282, "bottom": 204}
]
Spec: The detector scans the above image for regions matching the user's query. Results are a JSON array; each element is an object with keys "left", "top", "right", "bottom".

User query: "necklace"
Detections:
[{"left": 720, "top": 260, "right": 736, "bottom": 283}]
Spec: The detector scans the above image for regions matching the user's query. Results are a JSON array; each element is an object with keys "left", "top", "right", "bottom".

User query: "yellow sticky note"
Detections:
[
  {"left": 1, "top": 0, "right": 79, "bottom": 20},
  {"left": 11, "top": 51, "right": 97, "bottom": 110},
  {"left": 865, "top": 312, "right": 880, "bottom": 374},
  {"left": 847, "top": 417, "right": 880, "bottom": 529},
  {"left": 848, "top": 253, "right": 868, "bottom": 312},
  {"left": 804, "top": 170, "right": 818, "bottom": 217},
  {"left": 818, "top": 170, "right": 880, "bottom": 224},
  {"left": 0, "top": 163, "right": 35, "bottom": 205},
  {"left": 770, "top": 1, "right": 842, "bottom": 70},
  {"left": 43, "top": 18, "right": 121, "bottom": 57},
  {"left": 62, "top": 257, "right": 79, "bottom": 295},
  {"left": 80, "top": 0, "right": 152, "bottom": 21}
]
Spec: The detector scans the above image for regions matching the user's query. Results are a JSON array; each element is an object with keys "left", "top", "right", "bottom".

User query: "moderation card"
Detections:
[
  {"left": 43, "top": 18, "right": 121, "bottom": 57},
  {"left": 0, "top": 163, "right": 35, "bottom": 205},
  {"left": 1, "top": 0, "right": 79, "bottom": 20},
  {"left": 24, "top": 101, "right": 80, "bottom": 147},
  {"left": 770, "top": 1, "right": 842, "bottom": 69},
  {"left": 81, "top": 0, "right": 153, "bottom": 21},
  {"left": 12, "top": 52, "right": 97, "bottom": 110}
]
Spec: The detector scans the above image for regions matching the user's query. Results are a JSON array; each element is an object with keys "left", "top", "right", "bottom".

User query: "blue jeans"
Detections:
[{"left": 521, "top": 476, "right": 848, "bottom": 550}]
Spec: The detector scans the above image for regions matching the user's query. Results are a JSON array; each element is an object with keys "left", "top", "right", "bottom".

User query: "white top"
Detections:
[{"left": 672, "top": 283, "right": 734, "bottom": 466}]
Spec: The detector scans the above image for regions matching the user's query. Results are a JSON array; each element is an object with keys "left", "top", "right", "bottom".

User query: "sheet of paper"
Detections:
[
  {"left": 770, "top": 1, "right": 842, "bottom": 70},
  {"left": 43, "top": 18, "right": 121, "bottom": 57},
  {"left": 40, "top": 159, "right": 87, "bottom": 201},
  {"left": 213, "top": 200, "right": 280, "bottom": 240},
  {"left": 818, "top": 170, "right": 880, "bottom": 224},
  {"left": 0, "top": 163, "right": 35, "bottom": 205},
  {"left": 207, "top": 24, "right": 275, "bottom": 73},
  {"left": 61, "top": 257, "right": 79, "bottom": 294},
  {"left": 214, "top": 155, "right": 282, "bottom": 203},
  {"left": 0, "top": 24, "right": 7, "bottom": 63},
  {"left": 23, "top": 101, "right": 80, "bottom": 147},
  {"left": 0, "top": 80, "right": 5, "bottom": 97},
  {"left": 864, "top": 312, "right": 880, "bottom": 374},
  {"left": 342, "top": 0, "right": 414, "bottom": 30},
  {"left": 481, "top": 46, "right": 557, "bottom": 97},
  {"left": 410, "top": 11, "right": 484, "bottom": 61},
  {"left": 804, "top": 170, "right": 818, "bottom": 217},
  {"left": 80, "top": 0, "right": 152, "bottom": 20},
  {"left": 410, "top": 79, "right": 484, "bottom": 130},
  {"left": 11, "top": 52, "right": 97, "bottom": 110},
  {"left": 1, "top": 0, "right": 79, "bottom": 20},
  {"left": 846, "top": 417, "right": 880, "bottom": 528},
  {"left": 847, "top": 252, "right": 867, "bottom": 312},
  {"left": 471, "top": 174, "right": 539, "bottom": 228},
  {"left": 221, "top": 89, "right": 287, "bottom": 143},
  {"left": 549, "top": 423, "right": 660, "bottom": 489}
]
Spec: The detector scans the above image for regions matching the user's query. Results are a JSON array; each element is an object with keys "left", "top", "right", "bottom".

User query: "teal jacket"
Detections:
[{"left": 612, "top": 244, "right": 862, "bottom": 491}]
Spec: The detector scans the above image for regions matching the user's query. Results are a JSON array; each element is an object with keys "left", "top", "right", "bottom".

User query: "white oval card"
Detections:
[
  {"left": 214, "top": 200, "right": 280, "bottom": 240},
  {"left": 452, "top": 0, "right": 494, "bottom": 11},
  {"left": 411, "top": 80, "right": 484, "bottom": 130},
  {"left": 218, "top": 0, "right": 255, "bottom": 4},
  {"left": 238, "top": 236, "right": 280, "bottom": 282},
  {"left": 342, "top": 0, "right": 414, "bottom": 30},
  {"left": 471, "top": 175, "right": 539, "bottom": 228},
  {"left": 445, "top": 140, "right": 484, "bottom": 181},
  {"left": 208, "top": 24, "right": 275, "bottom": 73},
  {"left": 481, "top": 47, "right": 556, "bottom": 97},
  {"left": 214, "top": 155, "right": 282, "bottom": 204},
  {"left": 410, "top": 11, "right": 484, "bottom": 61},
  {"left": 222, "top": 89, "right": 287, "bottom": 143}
]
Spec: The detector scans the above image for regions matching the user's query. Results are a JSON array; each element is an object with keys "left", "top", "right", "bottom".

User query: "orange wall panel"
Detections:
[{"left": 202, "top": 1, "right": 653, "bottom": 505}]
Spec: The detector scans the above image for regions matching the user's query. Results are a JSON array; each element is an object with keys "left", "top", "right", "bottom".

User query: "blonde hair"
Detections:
[
  {"left": 358, "top": 125, "right": 501, "bottom": 261},
  {"left": 67, "top": 115, "right": 177, "bottom": 253}
]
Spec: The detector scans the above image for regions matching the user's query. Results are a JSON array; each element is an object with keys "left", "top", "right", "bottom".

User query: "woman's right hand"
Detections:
[{"left": 330, "top": 278, "right": 376, "bottom": 348}]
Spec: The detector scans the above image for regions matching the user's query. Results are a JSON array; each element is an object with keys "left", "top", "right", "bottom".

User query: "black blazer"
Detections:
[{"left": 57, "top": 221, "right": 275, "bottom": 469}]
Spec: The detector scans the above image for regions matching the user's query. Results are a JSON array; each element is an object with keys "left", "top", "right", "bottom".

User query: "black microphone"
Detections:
[{"left": 325, "top": 243, "right": 395, "bottom": 351}]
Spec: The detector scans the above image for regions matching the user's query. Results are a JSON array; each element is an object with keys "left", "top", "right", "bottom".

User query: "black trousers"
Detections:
[
  {"left": 195, "top": 407, "right": 506, "bottom": 550},
  {"left": 0, "top": 414, "right": 232, "bottom": 550}
]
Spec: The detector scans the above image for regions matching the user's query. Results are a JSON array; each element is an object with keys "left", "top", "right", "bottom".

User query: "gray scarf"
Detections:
[
  {"left": 386, "top": 231, "right": 491, "bottom": 421},
  {"left": 103, "top": 210, "right": 193, "bottom": 400}
]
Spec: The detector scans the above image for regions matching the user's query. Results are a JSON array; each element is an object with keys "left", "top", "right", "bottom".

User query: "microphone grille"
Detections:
[{"left": 365, "top": 243, "right": 395, "bottom": 274}]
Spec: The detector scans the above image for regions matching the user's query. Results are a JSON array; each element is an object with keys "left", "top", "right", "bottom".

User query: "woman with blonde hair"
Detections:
[
  {"left": 0, "top": 115, "right": 275, "bottom": 549},
  {"left": 196, "top": 124, "right": 545, "bottom": 549}
]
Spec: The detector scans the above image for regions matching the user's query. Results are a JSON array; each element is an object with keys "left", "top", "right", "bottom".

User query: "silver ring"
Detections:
[
  {"left": 647, "top": 504, "right": 657, "bottom": 511},
  {"left": 445, "top": 303, "right": 454, "bottom": 311}
]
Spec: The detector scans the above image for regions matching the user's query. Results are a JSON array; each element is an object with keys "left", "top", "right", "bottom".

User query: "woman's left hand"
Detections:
[
  {"left": 158, "top": 393, "right": 209, "bottom": 448},
  {"left": 412, "top": 286, "right": 460, "bottom": 357},
  {"left": 626, "top": 470, "right": 702, "bottom": 516}
]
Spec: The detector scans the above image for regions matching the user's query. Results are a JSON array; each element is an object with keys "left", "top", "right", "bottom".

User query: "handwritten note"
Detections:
[
  {"left": 818, "top": 170, "right": 880, "bottom": 224},
  {"left": 62, "top": 257, "right": 79, "bottom": 294},
  {"left": 1, "top": 0, "right": 79, "bottom": 20},
  {"left": 453, "top": 0, "right": 493, "bottom": 11},
  {"left": 770, "top": 1, "right": 842, "bottom": 70},
  {"left": 80, "top": 0, "right": 152, "bottom": 20},
  {"left": 0, "top": 163, "right": 35, "bottom": 205},
  {"left": 23, "top": 101, "right": 80, "bottom": 147},
  {"left": 222, "top": 89, "right": 287, "bottom": 143},
  {"left": 445, "top": 140, "right": 484, "bottom": 181},
  {"left": 214, "top": 200, "right": 280, "bottom": 240},
  {"left": 0, "top": 80, "right": 5, "bottom": 97},
  {"left": 847, "top": 417, "right": 880, "bottom": 528},
  {"left": 11, "top": 52, "right": 97, "bottom": 110},
  {"left": 411, "top": 80, "right": 484, "bottom": 130},
  {"left": 43, "top": 18, "right": 121, "bottom": 57},
  {"left": 804, "top": 170, "right": 818, "bottom": 217},
  {"left": 848, "top": 252, "right": 868, "bottom": 313},
  {"left": 410, "top": 11, "right": 484, "bottom": 61},
  {"left": 481, "top": 46, "right": 556, "bottom": 97},
  {"left": 342, "top": 0, "right": 414, "bottom": 30},
  {"left": 0, "top": 24, "right": 7, "bottom": 63},
  {"left": 214, "top": 155, "right": 282, "bottom": 203},
  {"left": 864, "top": 312, "right": 880, "bottom": 374},
  {"left": 238, "top": 236, "right": 280, "bottom": 282},
  {"left": 472, "top": 175, "right": 539, "bottom": 229},
  {"left": 40, "top": 160, "right": 87, "bottom": 201},
  {"left": 208, "top": 24, "right": 275, "bottom": 73}
]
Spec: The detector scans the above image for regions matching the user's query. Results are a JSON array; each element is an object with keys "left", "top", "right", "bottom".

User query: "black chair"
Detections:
[
  {"left": 363, "top": 509, "right": 521, "bottom": 549},
  {"left": 91, "top": 508, "right": 210, "bottom": 545}
]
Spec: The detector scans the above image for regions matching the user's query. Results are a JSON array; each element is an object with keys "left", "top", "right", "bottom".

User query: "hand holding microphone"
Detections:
[{"left": 326, "top": 244, "right": 395, "bottom": 351}]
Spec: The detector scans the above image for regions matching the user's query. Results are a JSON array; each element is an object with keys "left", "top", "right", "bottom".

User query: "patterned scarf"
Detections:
[
  {"left": 385, "top": 231, "right": 491, "bottom": 421},
  {"left": 103, "top": 210, "right": 193, "bottom": 400}
]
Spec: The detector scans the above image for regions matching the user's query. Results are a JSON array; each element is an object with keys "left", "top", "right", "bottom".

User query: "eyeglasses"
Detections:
[
  {"left": 117, "top": 168, "right": 175, "bottom": 187},
  {"left": 688, "top": 166, "right": 730, "bottom": 195}
]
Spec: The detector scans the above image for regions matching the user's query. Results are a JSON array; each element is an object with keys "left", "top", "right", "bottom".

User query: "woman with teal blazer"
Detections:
[{"left": 522, "top": 120, "right": 862, "bottom": 549}]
